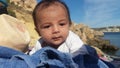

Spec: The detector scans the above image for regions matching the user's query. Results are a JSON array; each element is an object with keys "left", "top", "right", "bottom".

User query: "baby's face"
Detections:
[{"left": 36, "top": 4, "right": 70, "bottom": 48}]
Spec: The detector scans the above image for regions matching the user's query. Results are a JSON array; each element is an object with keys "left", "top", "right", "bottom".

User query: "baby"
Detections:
[
  {"left": 30, "top": 0, "right": 84, "bottom": 54},
  {"left": 29, "top": 1, "right": 116, "bottom": 67}
]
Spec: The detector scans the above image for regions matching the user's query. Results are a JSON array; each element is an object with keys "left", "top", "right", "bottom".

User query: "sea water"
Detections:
[{"left": 103, "top": 32, "right": 120, "bottom": 57}]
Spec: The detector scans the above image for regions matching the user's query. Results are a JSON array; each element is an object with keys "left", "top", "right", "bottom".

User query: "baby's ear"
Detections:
[{"left": 35, "top": 28, "right": 41, "bottom": 36}]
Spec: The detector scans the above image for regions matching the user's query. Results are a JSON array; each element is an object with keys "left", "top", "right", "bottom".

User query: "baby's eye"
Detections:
[
  {"left": 43, "top": 25, "right": 50, "bottom": 28},
  {"left": 59, "top": 23, "right": 66, "bottom": 26}
]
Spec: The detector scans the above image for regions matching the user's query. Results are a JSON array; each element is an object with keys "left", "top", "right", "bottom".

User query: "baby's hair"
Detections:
[{"left": 32, "top": 0, "right": 72, "bottom": 27}]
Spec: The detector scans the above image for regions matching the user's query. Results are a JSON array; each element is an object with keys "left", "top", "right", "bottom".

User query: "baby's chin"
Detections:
[{"left": 50, "top": 41, "right": 64, "bottom": 48}]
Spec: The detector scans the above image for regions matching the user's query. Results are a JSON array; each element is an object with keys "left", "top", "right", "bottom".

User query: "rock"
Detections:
[
  {"left": 94, "top": 31, "right": 104, "bottom": 37},
  {"left": 87, "top": 38, "right": 118, "bottom": 51},
  {"left": 70, "top": 23, "right": 95, "bottom": 43},
  {"left": 0, "top": 14, "right": 30, "bottom": 52},
  {"left": 70, "top": 23, "right": 118, "bottom": 52},
  {"left": 7, "top": 3, "right": 39, "bottom": 47},
  {"left": 10, "top": 0, "right": 37, "bottom": 11}
]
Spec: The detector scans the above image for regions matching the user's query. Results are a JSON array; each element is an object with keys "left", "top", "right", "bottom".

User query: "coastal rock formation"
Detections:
[
  {"left": 70, "top": 23, "right": 103, "bottom": 43},
  {"left": 70, "top": 23, "right": 96, "bottom": 43},
  {"left": 70, "top": 23, "right": 118, "bottom": 51},
  {"left": 7, "top": 2, "right": 39, "bottom": 46},
  {"left": 10, "top": 0, "right": 37, "bottom": 11}
]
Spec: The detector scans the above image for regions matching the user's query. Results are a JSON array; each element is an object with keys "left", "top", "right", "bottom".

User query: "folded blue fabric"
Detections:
[
  {"left": 32, "top": 46, "right": 76, "bottom": 68},
  {"left": 72, "top": 45, "right": 115, "bottom": 68},
  {"left": 0, "top": 46, "right": 76, "bottom": 68},
  {"left": 0, "top": 46, "right": 32, "bottom": 68},
  {"left": 0, "top": 45, "right": 115, "bottom": 68}
]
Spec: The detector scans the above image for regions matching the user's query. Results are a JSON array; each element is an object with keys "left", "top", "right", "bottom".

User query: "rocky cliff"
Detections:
[
  {"left": 70, "top": 23, "right": 118, "bottom": 51},
  {"left": 9, "top": 0, "right": 37, "bottom": 11},
  {"left": 7, "top": 2, "right": 39, "bottom": 46},
  {"left": 70, "top": 23, "right": 104, "bottom": 43}
]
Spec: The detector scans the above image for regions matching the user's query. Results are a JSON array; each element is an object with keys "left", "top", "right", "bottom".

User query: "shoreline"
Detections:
[{"left": 102, "top": 32, "right": 120, "bottom": 57}]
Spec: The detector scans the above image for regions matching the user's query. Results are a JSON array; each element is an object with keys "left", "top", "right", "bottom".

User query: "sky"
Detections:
[{"left": 37, "top": 0, "right": 120, "bottom": 28}]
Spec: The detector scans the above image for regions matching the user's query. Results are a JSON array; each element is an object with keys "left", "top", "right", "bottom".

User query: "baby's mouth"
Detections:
[{"left": 52, "top": 36, "right": 61, "bottom": 41}]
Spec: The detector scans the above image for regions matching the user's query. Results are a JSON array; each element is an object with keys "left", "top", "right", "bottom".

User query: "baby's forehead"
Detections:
[{"left": 37, "top": 2, "right": 67, "bottom": 12}]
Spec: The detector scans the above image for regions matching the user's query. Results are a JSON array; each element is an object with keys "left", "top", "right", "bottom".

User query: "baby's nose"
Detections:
[{"left": 52, "top": 25, "right": 60, "bottom": 33}]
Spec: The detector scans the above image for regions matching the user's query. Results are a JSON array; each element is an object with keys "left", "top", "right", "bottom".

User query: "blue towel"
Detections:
[{"left": 32, "top": 46, "right": 77, "bottom": 68}]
